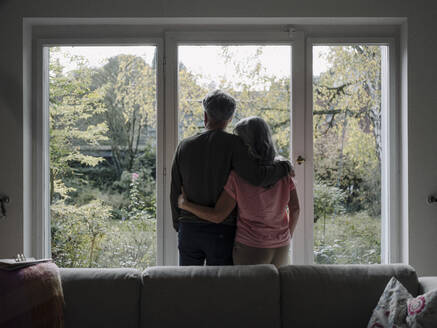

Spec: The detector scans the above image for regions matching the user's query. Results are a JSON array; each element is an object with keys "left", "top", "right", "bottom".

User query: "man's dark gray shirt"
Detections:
[{"left": 170, "top": 129, "right": 290, "bottom": 231}]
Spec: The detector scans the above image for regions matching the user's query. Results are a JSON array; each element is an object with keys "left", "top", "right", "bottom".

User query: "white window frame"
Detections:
[
  {"left": 164, "top": 30, "right": 297, "bottom": 265},
  {"left": 30, "top": 35, "right": 167, "bottom": 264},
  {"left": 24, "top": 18, "right": 402, "bottom": 266}
]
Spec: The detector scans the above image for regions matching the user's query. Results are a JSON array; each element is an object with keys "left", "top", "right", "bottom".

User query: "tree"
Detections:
[
  {"left": 49, "top": 48, "right": 108, "bottom": 203},
  {"left": 178, "top": 62, "right": 209, "bottom": 140},
  {"left": 313, "top": 46, "right": 382, "bottom": 215},
  {"left": 178, "top": 46, "right": 291, "bottom": 157},
  {"left": 313, "top": 182, "right": 346, "bottom": 243},
  {"left": 49, "top": 48, "right": 158, "bottom": 270},
  {"left": 94, "top": 54, "right": 157, "bottom": 177}
]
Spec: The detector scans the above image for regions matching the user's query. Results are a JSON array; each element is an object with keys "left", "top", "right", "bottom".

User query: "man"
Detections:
[{"left": 170, "top": 90, "right": 292, "bottom": 266}]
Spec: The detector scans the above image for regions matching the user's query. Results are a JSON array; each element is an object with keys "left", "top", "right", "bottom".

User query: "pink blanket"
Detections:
[{"left": 0, "top": 261, "right": 64, "bottom": 328}]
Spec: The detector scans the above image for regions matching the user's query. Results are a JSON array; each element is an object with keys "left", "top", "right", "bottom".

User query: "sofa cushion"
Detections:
[
  {"left": 406, "top": 288, "right": 437, "bottom": 327},
  {"left": 141, "top": 264, "right": 280, "bottom": 328},
  {"left": 419, "top": 276, "right": 437, "bottom": 294},
  {"left": 60, "top": 268, "right": 141, "bottom": 328},
  {"left": 279, "top": 264, "right": 419, "bottom": 328},
  {"left": 367, "top": 277, "right": 412, "bottom": 327},
  {"left": 368, "top": 276, "right": 437, "bottom": 328}
]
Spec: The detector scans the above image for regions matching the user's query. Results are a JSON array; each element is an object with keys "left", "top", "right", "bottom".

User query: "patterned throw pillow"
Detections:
[
  {"left": 406, "top": 288, "right": 437, "bottom": 328},
  {"left": 367, "top": 277, "right": 411, "bottom": 328},
  {"left": 367, "top": 277, "right": 437, "bottom": 328}
]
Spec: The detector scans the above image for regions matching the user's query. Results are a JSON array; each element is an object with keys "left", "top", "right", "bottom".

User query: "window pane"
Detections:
[
  {"left": 313, "top": 45, "right": 385, "bottom": 264},
  {"left": 48, "top": 46, "right": 157, "bottom": 269},
  {"left": 178, "top": 45, "right": 291, "bottom": 158}
]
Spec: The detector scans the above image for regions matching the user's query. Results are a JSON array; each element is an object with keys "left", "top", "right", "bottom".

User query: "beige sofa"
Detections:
[{"left": 59, "top": 264, "right": 437, "bottom": 328}]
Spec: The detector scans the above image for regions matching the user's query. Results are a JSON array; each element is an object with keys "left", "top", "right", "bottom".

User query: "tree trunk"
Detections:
[
  {"left": 50, "top": 168, "right": 55, "bottom": 204},
  {"left": 89, "top": 236, "right": 96, "bottom": 267}
]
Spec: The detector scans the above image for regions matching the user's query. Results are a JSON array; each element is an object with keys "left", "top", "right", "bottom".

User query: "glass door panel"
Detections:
[
  {"left": 312, "top": 45, "right": 387, "bottom": 264},
  {"left": 48, "top": 45, "right": 158, "bottom": 269},
  {"left": 178, "top": 45, "right": 292, "bottom": 158}
]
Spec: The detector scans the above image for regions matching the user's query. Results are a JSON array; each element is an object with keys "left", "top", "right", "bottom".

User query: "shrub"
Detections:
[
  {"left": 314, "top": 211, "right": 381, "bottom": 264},
  {"left": 51, "top": 200, "right": 111, "bottom": 267},
  {"left": 313, "top": 181, "right": 346, "bottom": 223}
]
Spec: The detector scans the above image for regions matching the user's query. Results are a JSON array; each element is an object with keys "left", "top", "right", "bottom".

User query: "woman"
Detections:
[{"left": 178, "top": 116, "right": 299, "bottom": 268}]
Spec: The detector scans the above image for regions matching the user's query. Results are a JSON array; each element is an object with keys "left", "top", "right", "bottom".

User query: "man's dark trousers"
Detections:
[{"left": 178, "top": 222, "right": 236, "bottom": 265}]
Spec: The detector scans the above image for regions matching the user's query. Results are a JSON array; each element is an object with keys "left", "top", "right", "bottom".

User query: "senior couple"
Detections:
[{"left": 171, "top": 90, "right": 299, "bottom": 268}]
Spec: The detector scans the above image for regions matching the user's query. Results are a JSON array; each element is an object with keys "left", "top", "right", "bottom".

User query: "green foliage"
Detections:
[
  {"left": 178, "top": 46, "right": 291, "bottom": 158},
  {"left": 312, "top": 46, "right": 383, "bottom": 263},
  {"left": 314, "top": 212, "right": 381, "bottom": 264},
  {"left": 313, "top": 45, "right": 382, "bottom": 216},
  {"left": 51, "top": 200, "right": 111, "bottom": 267},
  {"left": 95, "top": 54, "right": 157, "bottom": 177},
  {"left": 49, "top": 48, "right": 158, "bottom": 270},
  {"left": 313, "top": 182, "right": 346, "bottom": 223},
  {"left": 178, "top": 64, "right": 209, "bottom": 139},
  {"left": 49, "top": 44, "right": 384, "bottom": 268},
  {"left": 97, "top": 217, "right": 156, "bottom": 268},
  {"left": 51, "top": 198, "right": 156, "bottom": 269},
  {"left": 49, "top": 48, "right": 109, "bottom": 203}
]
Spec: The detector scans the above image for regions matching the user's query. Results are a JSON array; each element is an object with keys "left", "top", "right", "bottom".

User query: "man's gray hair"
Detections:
[{"left": 202, "top": 90, "right": 236, "bottom": 123}]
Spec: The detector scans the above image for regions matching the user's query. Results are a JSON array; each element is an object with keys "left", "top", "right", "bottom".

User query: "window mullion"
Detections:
[
  {"left": 291, "top": 31, "right": 312, "bottom": 265},
  {"left": 162, "top": 33, "right": 179, "bottom": 266}
]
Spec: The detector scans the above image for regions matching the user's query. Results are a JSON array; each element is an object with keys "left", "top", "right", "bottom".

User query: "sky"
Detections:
[{"left": 51, "top": 45, "right": 330, "bottom": 80}]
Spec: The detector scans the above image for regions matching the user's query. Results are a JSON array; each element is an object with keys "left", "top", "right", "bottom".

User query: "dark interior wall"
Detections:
[{"left": 0, "top": 0, "right": 436, "bottom": 275}]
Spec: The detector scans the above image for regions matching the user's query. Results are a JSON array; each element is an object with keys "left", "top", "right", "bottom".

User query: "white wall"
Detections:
[{"left": 0, "top": 0, "right": 436, "bottom": 275}]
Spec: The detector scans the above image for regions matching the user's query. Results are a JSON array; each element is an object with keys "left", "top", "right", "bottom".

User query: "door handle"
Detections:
[
  {"left": 296, "top": 155, "right": 305, "bottom": 165},
  {"left": 0, "top": 195, "right": 9, "bottom": 218},
  {"left": 428, "top": 195, "right": 437, "bottom": 204}
]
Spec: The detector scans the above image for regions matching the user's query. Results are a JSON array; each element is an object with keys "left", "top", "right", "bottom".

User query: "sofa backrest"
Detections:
[
  {"left": 279, "top": 264, "right": 419, "bottom": 328},
  {"left": 59, "top": 264, "right": 424, "bottom": 328},
  {"left": 60, "top": 268, "right": 142, "bottom": 328},
  {"left": 140, "top": 264, "right": 281, "bottom": 328}
]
